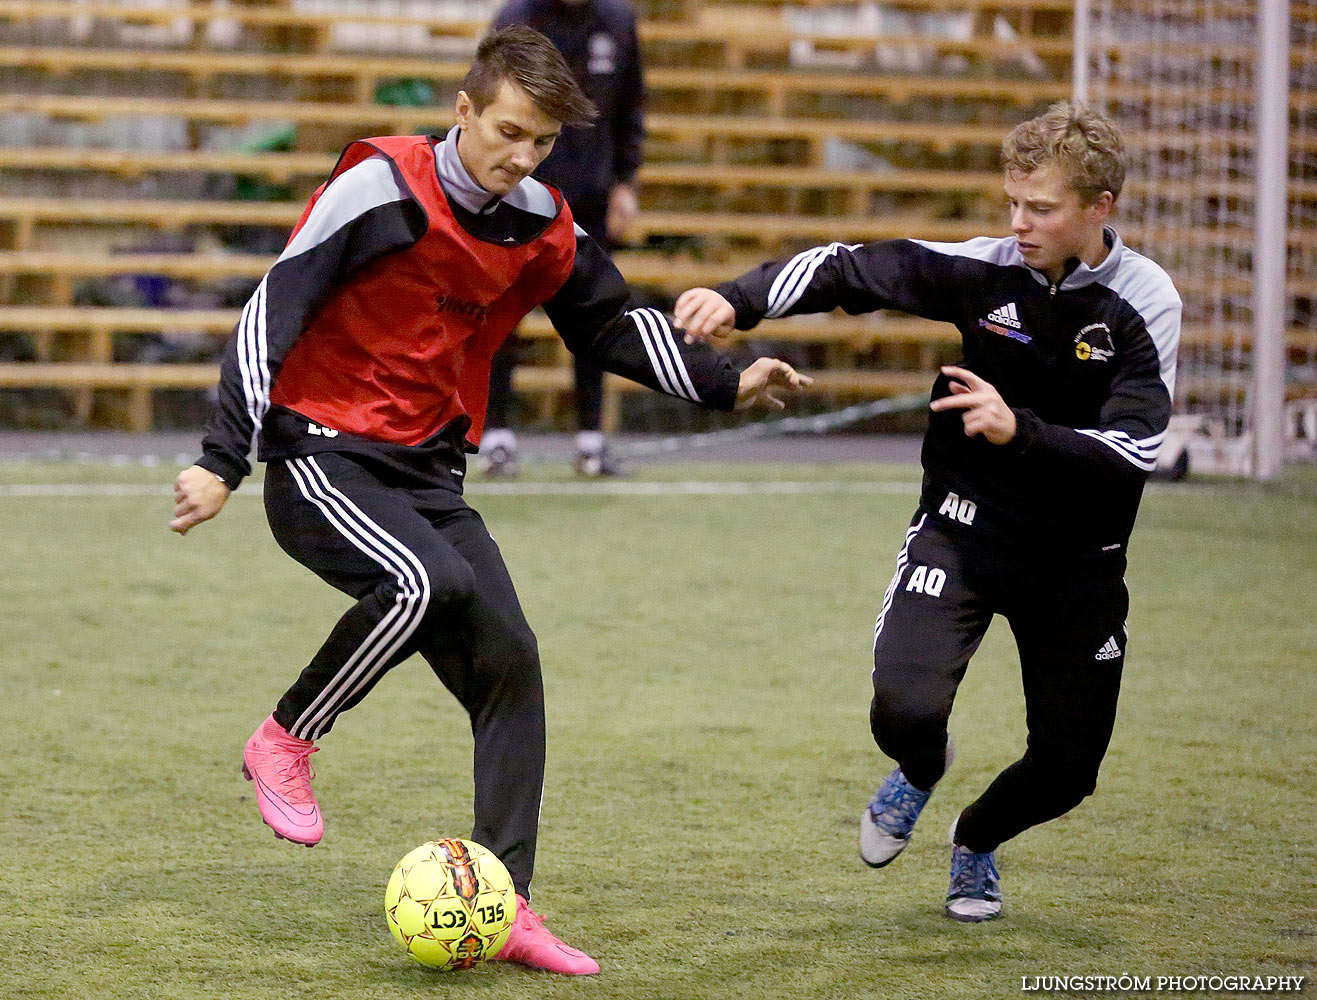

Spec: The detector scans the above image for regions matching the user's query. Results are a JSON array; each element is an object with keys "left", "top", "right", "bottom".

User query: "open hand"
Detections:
[{"left": 736, "top": 358, "right": 813, "bottom": 410}]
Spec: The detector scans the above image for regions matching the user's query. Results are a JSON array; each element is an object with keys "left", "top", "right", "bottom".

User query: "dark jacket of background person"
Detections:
[{"left": 493, "top": 0, "right": 645, "bottom": 231}]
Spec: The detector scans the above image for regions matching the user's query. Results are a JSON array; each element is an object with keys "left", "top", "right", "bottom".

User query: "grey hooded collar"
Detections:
[
  {"left": 1027, "top": 226, "right": 1124, "bottom": 290},
  {"left": 434, "top": 125, "right": 500, "bottom": 216}
]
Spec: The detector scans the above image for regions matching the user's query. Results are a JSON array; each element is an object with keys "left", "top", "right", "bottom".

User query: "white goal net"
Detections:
[{"left": 1076, "top": 0, "right": 1317, "bottom": 476}]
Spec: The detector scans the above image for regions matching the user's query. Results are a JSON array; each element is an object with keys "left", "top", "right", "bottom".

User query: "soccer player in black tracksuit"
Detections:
[
  {"left": 675, "top": 102, "right": 1181, "bottom": 922},
  {"left": 168, "top": 27, "right": 807, "bottom": 975},
  {"left": 483, "top": 0, "right": 646, "bottom": 475}
]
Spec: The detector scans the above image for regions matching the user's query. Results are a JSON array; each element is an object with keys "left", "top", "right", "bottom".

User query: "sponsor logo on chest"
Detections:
[
  {"left": 435, "top": 293, "right": 490, "bottom": 325},
  {"left": 978, "top": 301, "right": 1031, "bottom": 344}
]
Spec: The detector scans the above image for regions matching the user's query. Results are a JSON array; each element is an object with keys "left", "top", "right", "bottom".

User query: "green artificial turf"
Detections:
[{"left": 1, "top": 462, "right": 1313, "bottom": 999}]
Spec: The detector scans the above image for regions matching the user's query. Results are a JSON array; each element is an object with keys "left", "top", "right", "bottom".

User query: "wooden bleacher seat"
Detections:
[
  {"left": 0, "top": 92, "right": 1021, "bottom": 144},
  {"left": 0, "top": 146, "right": 337, "bottom": 182},
  {"left": 0, "top": 92, "right": 1297, "bottom": 166},
  {"left": 1, "top": 0, "right": 1306, "bottom": 431},
  {"left": 0, "top": 44, "right": 1075, "bottom": 112},
  {"left": 0, "top": 304, "right": 961, "bottom": 431},
  {"left": 0, "top": 147, "right": 1272, "bottom": 208},
  {"left": 8, "top": 250, "right": 1313, "bottom": 308},
  {"left": 2, "top": 305, "right": 1305, "bottom": 354},
  {"left": 2, "top": 196, "right": 1309, "bottom": 261},
  {"left": 0, "top": 360, "right": 580, "bottom": 432},
  {"left": 0, "top": 0, "right": 1082, "bottom": 67}
]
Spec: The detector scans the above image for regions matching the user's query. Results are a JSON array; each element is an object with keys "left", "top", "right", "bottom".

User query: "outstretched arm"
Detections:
[
  {"left": 679, "top": 239, "right": 971, "bottom": 341},
  {"left": 544, "top": 230, "right": 810, "bottom": 410}
]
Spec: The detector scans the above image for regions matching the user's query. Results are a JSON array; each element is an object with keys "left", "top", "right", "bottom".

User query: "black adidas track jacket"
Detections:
[{"left": 717, "top": 232, "right": 1181, "bottom": 554}]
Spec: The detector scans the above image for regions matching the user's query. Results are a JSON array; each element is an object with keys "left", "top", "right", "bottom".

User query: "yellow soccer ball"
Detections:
[{"left": 384, "top": 838, "right": 517, "bottom": 970}]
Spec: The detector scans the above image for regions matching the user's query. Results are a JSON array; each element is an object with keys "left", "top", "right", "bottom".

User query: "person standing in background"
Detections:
[{"left": 482, "top": 0, "right": 645, "bottom": 477}]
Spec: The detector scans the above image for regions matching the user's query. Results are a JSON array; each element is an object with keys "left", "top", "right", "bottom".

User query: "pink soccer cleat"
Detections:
[
  {"left": 493, "top": 895, "right": 600, "bottom": 975},
  {"left": 241, "top": 714, "right": 323, "bottom": 846}
]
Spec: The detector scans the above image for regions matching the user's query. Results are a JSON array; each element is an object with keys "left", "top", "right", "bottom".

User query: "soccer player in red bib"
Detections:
[{"left": 170, "top": 26, "right": 808, "bottom": 975}]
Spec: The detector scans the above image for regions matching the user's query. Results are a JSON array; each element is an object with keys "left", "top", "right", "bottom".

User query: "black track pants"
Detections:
[
  {"left": 487, "top": 339, "right": 605, "bottom": 432},
  {"left": 263, "top": 453, "right": 544, "bottom": 895},
  {"left": 870, "top": 510, "right": 1129, "bottom": 853}
]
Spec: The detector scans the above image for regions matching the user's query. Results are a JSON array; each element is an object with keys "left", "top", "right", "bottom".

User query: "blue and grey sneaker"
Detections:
[
  {"left": 859, "top": 738, "right": 954, "bottom": 867},
  {"left": 945, "top": 820, "right": 1002, "bottom": 922}
]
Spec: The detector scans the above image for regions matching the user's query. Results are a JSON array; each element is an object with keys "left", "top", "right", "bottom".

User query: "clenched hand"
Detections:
[{"left": 170, "top": 465, "right": 231, "bottom": 534}]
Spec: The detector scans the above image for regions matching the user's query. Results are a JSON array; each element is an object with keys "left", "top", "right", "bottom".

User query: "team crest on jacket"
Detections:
[{"left": 1074, "top": 323, "right": 1115, "bottom": 362}]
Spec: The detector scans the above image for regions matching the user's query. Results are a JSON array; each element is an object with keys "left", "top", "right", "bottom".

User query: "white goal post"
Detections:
[{"left": 1073, "top": 0, "right": 1316, "bottom": 478}]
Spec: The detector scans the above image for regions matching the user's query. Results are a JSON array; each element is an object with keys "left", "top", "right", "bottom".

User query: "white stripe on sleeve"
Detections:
[
  {"left": 766, "top": 242, "right": 861, "bottom": 318},
  {"left": 645, "top": 309, "right": 701, "bottom": 402},
  {"left": 630, "top": 309, "right": 677, "bottom": 397},
  {"left": 629, "top": 307, "right": 701, "bottom": 402},
  {"left": 1075, "top": 428, "right": 1165, "bottom": 470},
  {"left": 236, "top": 276, "right": 270, "bottom": 448}
]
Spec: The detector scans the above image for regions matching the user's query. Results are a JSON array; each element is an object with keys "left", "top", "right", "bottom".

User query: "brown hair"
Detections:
[
  {"left": 1003, "top": 100, "right": 1127, "bottom": 203},
  {"left": 463, "top": 25, "right": 598, "bottom": 127}
]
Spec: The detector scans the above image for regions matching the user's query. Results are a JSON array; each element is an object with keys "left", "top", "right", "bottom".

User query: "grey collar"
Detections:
[
  {"left": 435, "top": 125, "right": 499, "bottom": 216},
  {"left": 1028, "top": 227, "right": 1124, "bottom": 290},
  {"left": 1058, "top": 227, "right": 1124, "bottom": 290}
]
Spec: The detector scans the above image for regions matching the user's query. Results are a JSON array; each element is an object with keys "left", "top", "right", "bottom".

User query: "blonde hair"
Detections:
[{"left": 1002, "top": 101, "right": 1127, "bottom": 204}]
